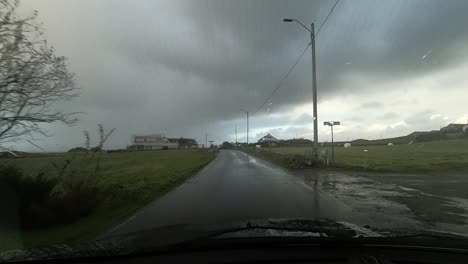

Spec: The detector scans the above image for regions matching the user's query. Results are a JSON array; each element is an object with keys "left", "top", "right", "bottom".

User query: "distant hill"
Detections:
[
  {"left": 258, "top": 124, "right": 466, "bottom": 148},
  {"left": 441, "top": 123, "right": 466, "bottom": 133},
  {"left": 349, "top": 135, "right": 413, "bottom": 146},
  {"left": 343, "top": 123, "right": 468, "bottom": 146},
  {"left": 350, "top": 139, "right": 371, "bottom": 145}
]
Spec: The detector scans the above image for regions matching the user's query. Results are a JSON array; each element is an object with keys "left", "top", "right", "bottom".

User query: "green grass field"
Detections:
[
  {"left": 267, "top": 139, "right": 468, "bottom": 173},
  {"left": 0, "top": 150, "right": 215, "bottom": 250}
]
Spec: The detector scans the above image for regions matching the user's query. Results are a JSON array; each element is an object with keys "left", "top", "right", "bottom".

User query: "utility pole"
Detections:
[
  {"left": 205, "top": 133, "right": 208, "bottom": 149},
  {"left": 235, "top": 125, "right": 238, "bottom": 148},
  {"left": 310, "top": 23, "right": 319, "bottom": 159},
  {"left": 283, "top": 18, "right": 326, "bottom": 157},
  {"left": 247, "top": 111, "right": 249, "bottom": 145},
  {"left": 331, "top": 124, "right": 334, "bottom": 161},
  {"left": 324, "top": 121, "right": 340, "bottom": 163},
  {"left": 241, "top": 110, "right": 249, "bottom": 145}
]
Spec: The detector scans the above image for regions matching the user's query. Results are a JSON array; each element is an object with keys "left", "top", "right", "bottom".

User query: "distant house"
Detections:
[
  {"left": 129, "top": 134, "right": 178, "bottom": 150},
  {"left": 258, "top": 133, "right": 280, "bottom": 143},
  {"left": 168, "top": 138, "right": 198, "bottom": 148},
  {"left": 258, "top": 133, "right": 280, "bottom": 146}
]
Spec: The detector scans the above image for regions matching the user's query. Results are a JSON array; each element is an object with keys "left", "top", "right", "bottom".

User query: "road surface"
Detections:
[
  {"left": 105, "top": 150, "right": 357, "bottom": 237},
  {"left": 105, "top": 150, "right": 468, "bottom": 238}
]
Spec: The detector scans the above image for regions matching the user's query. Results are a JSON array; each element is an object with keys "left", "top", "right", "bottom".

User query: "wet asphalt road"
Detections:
[
  {"left": 106, "top": 150, "right": 357, "bottom": 237},
  {"left": 106, "top": 149, "right": 468, "bottom": 238}
]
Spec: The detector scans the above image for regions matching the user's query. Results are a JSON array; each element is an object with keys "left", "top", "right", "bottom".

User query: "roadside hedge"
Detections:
[{"left": 0, "top": 165, "right": 100, "bottom": 230}]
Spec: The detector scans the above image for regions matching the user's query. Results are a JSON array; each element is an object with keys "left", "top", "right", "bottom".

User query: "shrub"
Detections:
[
  {"left": 0, "top": 124, "right": 114, "bottom": 230},
  {"left": 0, "top": 165, "right": 101, "bottom": 229},
  {"left": 0, "top": 165, "right": 23, "bottom": 187},
  {"left": 221, "top": 142, "right": 234, "bottom": 149},
  {"left": 67, "top": 147, "right": 88, "bottom": 152},
  {"left": 48, "top": 181, "right": 101, "bottom": 226},
  {"left": 90, "top": 146, "right": 102, "bottom": 152}
]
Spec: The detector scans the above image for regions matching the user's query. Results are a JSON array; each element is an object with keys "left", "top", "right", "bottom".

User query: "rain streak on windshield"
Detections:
[{"left": 1, "top": 0, "right": 468, "bottom": 256}]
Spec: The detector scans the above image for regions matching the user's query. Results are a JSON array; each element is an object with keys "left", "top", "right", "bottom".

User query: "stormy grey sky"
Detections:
[{"left": 12, "top": 0, "right": 468, "bottom": 151}]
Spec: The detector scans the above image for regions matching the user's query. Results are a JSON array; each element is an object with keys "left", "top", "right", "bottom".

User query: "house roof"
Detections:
[
  {"left": 258, "top": 133, "right": 279, "bottom": 142},
  {"left": 167, "top": 138, "right": 198, "bottom": 145},
  {"left": 133, "top": 134, "right": 164, "bottom": 138}
]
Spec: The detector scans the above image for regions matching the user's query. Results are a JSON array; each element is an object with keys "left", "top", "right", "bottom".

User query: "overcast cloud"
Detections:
[{"left": 11, "top": 0, "right": 468, "bottom": 151}]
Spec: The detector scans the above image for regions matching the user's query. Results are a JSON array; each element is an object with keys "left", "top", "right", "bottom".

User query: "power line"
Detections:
[
  {"left": 315, "top": 0, "right": 340, "bottom": 40},
  {"left": 252, "top": 0, "right": 341, "bottom": 116},
  {"left": 253, "top": 42, "right": 311, "bottom": 115}
]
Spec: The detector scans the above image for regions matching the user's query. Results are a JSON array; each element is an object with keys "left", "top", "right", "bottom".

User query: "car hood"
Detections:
[{"left": 0, "top": 218, "right": 464, "bottom": 262}]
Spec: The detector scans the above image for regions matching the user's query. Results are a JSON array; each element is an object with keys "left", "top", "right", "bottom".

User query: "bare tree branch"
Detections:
[{"left": 0, "top": 0, "right": 78, "bottom": 144}]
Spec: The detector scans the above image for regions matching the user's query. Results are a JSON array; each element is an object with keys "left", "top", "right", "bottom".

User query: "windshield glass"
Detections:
[{"left": 1, "top": 0, "right": 468, "bottom": 257}]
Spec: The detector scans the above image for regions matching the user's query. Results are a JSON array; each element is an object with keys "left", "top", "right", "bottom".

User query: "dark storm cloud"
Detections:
[
  {"left": 102, "top": 0, "right": 468, "bottom": 115},
  {"left": 98, "top": 0, "right": 322, "bottom": 120},
  {"left": 315, "top": 0, "right": 468, "bottom": 91},
  {"left": 15, "top": 0, "right": 468, "bottom": 150}
]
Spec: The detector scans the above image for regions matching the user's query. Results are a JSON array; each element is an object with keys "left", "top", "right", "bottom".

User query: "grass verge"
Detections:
[
  {"left": 0, "top": 150, "right": 216, "bottom": 251},
  {"left": 248, "top": 139, "right": 468, "bottom": 174}
]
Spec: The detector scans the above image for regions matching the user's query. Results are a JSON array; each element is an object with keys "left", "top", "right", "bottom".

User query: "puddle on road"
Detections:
[
  {"left": 292, "top": 170, "right": 468, "bottom": 234},
  {"left": 398, "top": 186, "right": 418, "bottom": 192},
  {"left": 384, "top": 182, "right": 468, "bottom": 227},
  {"left": 445, "top": 197, "right": 468, "bottom": 225},
  {"left": 294, "top": 171, "right": 421, "bottom": 230}
]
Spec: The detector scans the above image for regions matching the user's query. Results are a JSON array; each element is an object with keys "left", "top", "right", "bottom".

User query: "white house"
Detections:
[
  {"left": 258, "top": 133, "right": 280, "bottom": 146},
  {"left": 130, "top": 134, "right": 178, "bottom": 150},
  {"left": 258, "top": 133, "right": 280, "bottom": 143}
]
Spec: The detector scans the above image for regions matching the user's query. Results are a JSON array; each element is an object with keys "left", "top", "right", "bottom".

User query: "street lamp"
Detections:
[
  {"left": 324, "top": 121, "right": 340, "bottom": 162},
  {"left": 240, "top": 109, "right": 249, "bottom": 145},
  {"left": 283, "top": 18, "right": 319, "bottom": 159},
  {"left": 283, "top": 18, "right": 311, "bottom": 33}
]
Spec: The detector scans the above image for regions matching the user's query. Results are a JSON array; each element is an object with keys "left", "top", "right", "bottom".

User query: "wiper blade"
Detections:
[
  {"left": 206, "top": 219, "right": 377, "bottom": 239},
  {"left": 212, "top": 225, "right": 352, "bottom": 239},
  {"left": 388, "top": 230, "right": 468, "bottom": 241}
]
